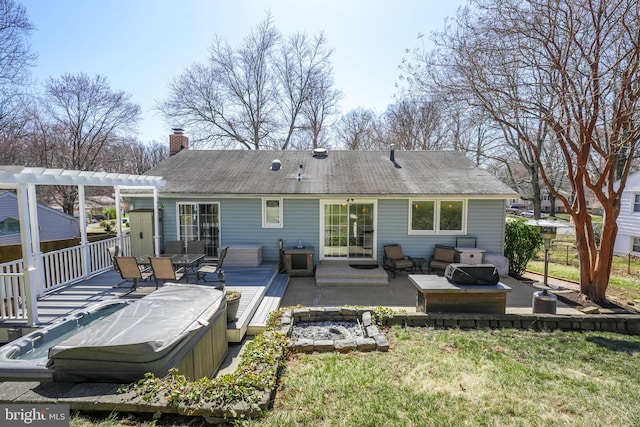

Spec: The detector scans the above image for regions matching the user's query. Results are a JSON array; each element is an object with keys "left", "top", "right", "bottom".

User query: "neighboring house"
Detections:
[
  {"left": 0, "top": 191, "right": 80, "bottom": 246},
  {"left": 614, "top": 171, "right": 640, "bottom": 255},
  {"left": 126, "top": 143, "right": 517, "bottom": 266}
]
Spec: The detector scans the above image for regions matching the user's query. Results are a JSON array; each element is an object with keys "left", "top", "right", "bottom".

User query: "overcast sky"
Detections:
[{"left": 21, "top": 0, "right": 465, "bottom": 145}]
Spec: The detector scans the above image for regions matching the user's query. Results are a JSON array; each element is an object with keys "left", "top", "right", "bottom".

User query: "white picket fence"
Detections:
[{"left": 0, "top": 235, "right": 130, "bottom": 321}]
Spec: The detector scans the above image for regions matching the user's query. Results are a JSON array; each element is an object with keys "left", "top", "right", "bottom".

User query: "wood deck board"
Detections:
[
  {"left": 1, "top": 264, "right": 280, "bottom": 344},
  {"left": 247, "top": 274, "right": 290, "bottom": 335}
]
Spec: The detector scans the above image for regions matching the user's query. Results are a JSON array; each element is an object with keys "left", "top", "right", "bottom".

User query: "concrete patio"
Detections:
[{"left": 281, "top": 271, "right": 583, "bottom": 315}]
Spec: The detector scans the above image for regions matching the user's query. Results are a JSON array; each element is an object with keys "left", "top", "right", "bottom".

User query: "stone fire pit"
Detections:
[{"left": 277, "top": 307, "right": 390, "bottom": 353}]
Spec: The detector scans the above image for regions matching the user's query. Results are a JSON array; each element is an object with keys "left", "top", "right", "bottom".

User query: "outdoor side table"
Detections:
[{"left": 410, "top": 257, "right": 427, "bottom": 273}]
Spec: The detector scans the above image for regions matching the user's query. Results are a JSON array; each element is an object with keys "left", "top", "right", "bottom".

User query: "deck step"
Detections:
[
  {"left": 314, "top": 261, "right": 389, "bottom": 286},
  {"left": 225, "top": 263, "right": 279, "bottom": 343},
  {"left": 247, "top": 274, "right": 290, "bottom": 335},
  {"left": 315, "top": 277, "right": 389, "bottom": 287}
]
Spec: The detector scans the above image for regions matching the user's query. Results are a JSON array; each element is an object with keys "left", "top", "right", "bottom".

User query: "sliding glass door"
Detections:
[
  {"left": 177, "top": 203, "right": 220, "bottom": 256},
  {"left": 322, "top": 201, "right": 375, "bottom": 260}
]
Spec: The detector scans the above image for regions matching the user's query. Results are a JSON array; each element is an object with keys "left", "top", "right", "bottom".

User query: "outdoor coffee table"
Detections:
[{"left": 409, "top": 274, "right": 511, "bottom": 314}]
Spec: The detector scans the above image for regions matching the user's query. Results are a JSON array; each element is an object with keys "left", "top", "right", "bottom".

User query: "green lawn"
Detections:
[
  {"left": 71, "top": 327, "right": 640, "bottom": 426},
  {"left": 250, "top": 327, "right": 640, "bottom": 426}
]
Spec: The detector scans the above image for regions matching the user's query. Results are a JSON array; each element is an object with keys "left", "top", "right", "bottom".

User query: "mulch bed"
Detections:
[
  {"left": 554, "top": 290, "right": 638, "bottom": 314},
  {"left": 519, "top": 274, "right": 638, "bottom": 314}
]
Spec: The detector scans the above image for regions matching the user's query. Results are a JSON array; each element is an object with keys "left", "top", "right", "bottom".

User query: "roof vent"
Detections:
[
  {"left": 312, "top": 147, "right": 328, "bottom": 159},
  {"left": 389, "top": 144, "right": 401, "bottom": 169},
  {"left": 270, "top": 159, "right": 282, "bottom": 171}
]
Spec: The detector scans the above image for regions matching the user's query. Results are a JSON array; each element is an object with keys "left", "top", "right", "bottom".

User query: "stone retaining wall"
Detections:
[{"left": 384, "top": 312, "right": 640, "bottom": 335}]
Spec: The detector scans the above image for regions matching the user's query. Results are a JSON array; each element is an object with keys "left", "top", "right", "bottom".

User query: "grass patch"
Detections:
[
  {"left": 527, "top": 233, "right": 640, "bottom": 304},
  {"left": 69, "top": 327, "right": 640, "bottom": 426},
  {"left": 251, "top": 327, "right": 640, "bottom": 426},
  {"left": 528, "top": 259, "right": 640, "bottom": 305}
]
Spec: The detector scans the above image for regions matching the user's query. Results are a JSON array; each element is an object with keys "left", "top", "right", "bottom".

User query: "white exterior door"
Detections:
[{"left": 321, "top": 200, "right": 376, "bottom": 260}]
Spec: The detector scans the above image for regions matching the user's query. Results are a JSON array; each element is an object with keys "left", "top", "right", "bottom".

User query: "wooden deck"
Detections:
[
  {"left": 247, "top": 274, "right": 290, "bottom": 335},
  {"left": 0, "top": 263, "right": 281, "bottom": 343}
]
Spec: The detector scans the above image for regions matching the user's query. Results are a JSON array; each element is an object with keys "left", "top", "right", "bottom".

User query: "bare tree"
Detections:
[
  {"left": 408, "top": 0, "right": 640, "bottom": 303},
  {"left": 110, "top": 139, "right": 168, "bottom": 175},
  {"left": 30, "top": 73, "right": 141, "bottom": 214},
  {"left": 160, "top": 14, "right": 339, "bottom": 150},
  {"left": 383, "top": 97, "right": 447, "bottom": 151},
  {"left": 161, "top": 16, "right": 279, "bottom": 150},
  {"left": 275, "top": 31, "right": 337, "bottom": 149},
  {"left": 403, "top": 26, "right": 555, "bottom": 218},
  {"left": 335, "top": 108, "right": 381, "bottom": 150},
  {"left": 0, "top": 131, "right": 25, "bottom": 163},
  {"left": 0, "top": 0, "right": 35, "bottom": 133},
  {"left": 302, "top": 69, "right": 342, "bottom": 149}
]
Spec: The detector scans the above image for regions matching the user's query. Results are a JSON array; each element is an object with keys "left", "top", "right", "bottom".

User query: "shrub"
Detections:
[
  {"left": 504, "top": 219, "right": 543, "bottom": 278},
  {"left": 102, "top": 206, "right": 117, "bottom": 219}
]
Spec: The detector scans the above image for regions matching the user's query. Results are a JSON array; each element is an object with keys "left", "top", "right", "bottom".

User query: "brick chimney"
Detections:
[{"left": 169, "top": 128, "right": 188, "bottom": 156}]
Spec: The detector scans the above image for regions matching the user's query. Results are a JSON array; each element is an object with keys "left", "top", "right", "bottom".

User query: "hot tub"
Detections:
[
  {"left": 50, "top": 283, "right": 228, "bottom": 383},
  {"left": 0, "top": 299, "right": 130, "bottom": 381},
  {"left": 0, "top": 284, "right": 228, "bottom": 383}
]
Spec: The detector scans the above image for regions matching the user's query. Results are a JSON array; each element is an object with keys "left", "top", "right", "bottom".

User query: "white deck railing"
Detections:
[
  {"left": 0, "top": 234, "right": 130, "bottom": 322},
  {"left": 0, "top": 262, "right": 27, "bottom": 320}
]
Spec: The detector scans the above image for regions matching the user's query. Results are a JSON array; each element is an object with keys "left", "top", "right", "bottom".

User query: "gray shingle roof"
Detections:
[{"left": 145, "top": 149, "right": 516, "bottom": 197}]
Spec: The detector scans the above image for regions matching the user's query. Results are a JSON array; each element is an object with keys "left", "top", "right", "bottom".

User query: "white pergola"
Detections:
[{"left": 0, "top": 166, "right": 165, "bottom": 325}]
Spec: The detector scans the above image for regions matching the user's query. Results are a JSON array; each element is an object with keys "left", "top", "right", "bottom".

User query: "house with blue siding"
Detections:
[
  {"left": 0, "top": 191, "right": 80, "bottom": 246},
  {"left": 613, "top": 171, "right": 640, "bottom": 255},
  {"left": 126, "top": 143, "right": 517, "bottom": 267}
]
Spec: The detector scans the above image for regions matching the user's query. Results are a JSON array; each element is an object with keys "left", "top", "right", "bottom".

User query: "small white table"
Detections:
[{"left": 409, "top": 274, "right": 511, "bottom": 314}]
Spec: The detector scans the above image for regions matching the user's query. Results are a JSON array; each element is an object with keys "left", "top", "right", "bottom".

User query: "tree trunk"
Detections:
[
  {"left": 573, "top": 183, "right": 619, "bottom": 304},
  {"left": 591, "top": 219, "right": 617, "bottom": 302},
  {"left": 549, "top": 193, "right": 557, "bottom": 217}
]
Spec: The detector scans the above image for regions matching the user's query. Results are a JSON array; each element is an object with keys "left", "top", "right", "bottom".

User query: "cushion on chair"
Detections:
[
  {"left": 394, "top": 259, "right": 413, "bottom": 269},
  {"left": 385, "top": 245, "right": 405, "bottom": 260},
  {"left": 433, "top": 247, "right": 456, "bottom": 262}
]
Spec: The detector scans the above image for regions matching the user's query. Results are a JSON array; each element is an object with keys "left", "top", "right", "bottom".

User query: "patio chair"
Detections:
[
  {"left": 108, "top": 245, "right": 120, "bottom": 272},
  {"left": 428, "top": 245, "right": 456, "bottom": 274},
  {"left": 164, "top": 240, "right": 184, "bottom": 255},
  {"left": 149, "top": 257, "right": 185, "bottom": 289},
  {"left": 185, "top": 240, "right": 206, "bottom": 274},
  {"left": 186, "top": 240, "right": 206, "bottom": 254},
  {"left": 114, "top": 256, "right": 152, "bottom": 292},
  {"left": 383, "top": 244, "right": 414, "bottom": 278},
  {"left": 197, "top": 246, "right": 228, "bottom": 285}
]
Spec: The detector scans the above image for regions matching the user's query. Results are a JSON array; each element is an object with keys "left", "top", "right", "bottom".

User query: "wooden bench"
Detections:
[
  {"left": 409, "top": 274, "right": 511, "bottom": 314},
  {"left": 247, "top": 274, "right": 290, "bottom": 335}
]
